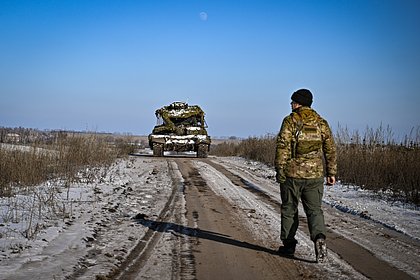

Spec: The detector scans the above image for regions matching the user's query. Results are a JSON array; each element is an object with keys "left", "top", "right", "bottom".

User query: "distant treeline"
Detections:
[
  {"left": 210, "top": 125, "right": 420, "bottom": 205},
  {"left": 0, "top": 126, "right": 148, "bottom": 147}
]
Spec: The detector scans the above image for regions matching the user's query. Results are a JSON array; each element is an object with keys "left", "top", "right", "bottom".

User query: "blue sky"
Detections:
[{"left": 1, "top": 0, "right": 419, "bottom": 139}]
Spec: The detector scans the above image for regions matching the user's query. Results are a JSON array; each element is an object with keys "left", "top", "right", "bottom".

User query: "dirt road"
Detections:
[
  {"left": 2, "top": 154, "right": 417, "bottom": 279},
  {"left": 178, "top": 158, "right": 311, "bottom": 280},
  {"left": 110, "top": 155, "right": 417, "bottom": 280}
]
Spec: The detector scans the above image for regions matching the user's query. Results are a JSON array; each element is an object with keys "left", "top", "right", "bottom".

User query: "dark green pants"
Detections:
[{"left": 280, "top": 177, "right": 326, "bottom": 243}]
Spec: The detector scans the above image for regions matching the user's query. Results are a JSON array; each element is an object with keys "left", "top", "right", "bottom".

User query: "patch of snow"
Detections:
[
  {"left": 0, "top": 157, "right": 174, "bottom": 279},
  {"left": 1, "top": 154, "right": 418, "bottom": 279},
  {"left": 324, "top": 184, "right": 419, "bottom": 241},
  {"left": 216, "top": 156, "right": 420, "bottom": 241},
  {"left": 194, "top": 159, "right": 367, "bottom": 279},
  {"left": 212, "top": 156, "right": 420, "bottom": 279}
]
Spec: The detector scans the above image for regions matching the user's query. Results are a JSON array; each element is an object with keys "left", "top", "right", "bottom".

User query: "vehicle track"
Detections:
[
  {"left": 96, "top": 155, "right": 415, "bottom": 280},
  {"left": 106, "top": 160, "right": 184, "bottom": 279},
  {"left": 201, "top": 158, "right": 415, "bottom": 280},
  {"left": 175, "top": 158, "right": 316, "bottom": 280}
]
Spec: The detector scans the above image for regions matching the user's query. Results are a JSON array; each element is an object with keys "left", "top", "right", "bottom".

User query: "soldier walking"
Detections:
[{"left": 275, "top": 88, "right": 337, "bottom": 263}]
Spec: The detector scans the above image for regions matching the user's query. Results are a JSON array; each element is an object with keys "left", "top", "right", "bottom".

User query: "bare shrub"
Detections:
[
  {"left": 1, "top": 132, "right": 136, "bottom": 239},
  {"left": 0, "top": 133, "right": 134, "bottom": 197},
  {"left": 237, "top": 134, "right": 276, "bottom": 165},
  {"left": 211, "top": 125, "right": 420, "bottom": 205},
  {"left": 114, "top": 137, "right": 137, "bottom": 156},
  {"left": 336, "top": 125, "right": 420, "bottom": 204},
  {"left": 0, "top": 146, "right": 54, "bottom": 196},
  {"left": 210, "top": 141, "right": 241, "bottom": 157},
  {"left": 211, "top": 134, "right": 276, "bottom": 165}
]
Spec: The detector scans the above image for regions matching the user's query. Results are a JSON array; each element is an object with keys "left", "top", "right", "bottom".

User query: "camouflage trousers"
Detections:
[{"left": 280, "top": 177, "right": 326, "bottom": 243}]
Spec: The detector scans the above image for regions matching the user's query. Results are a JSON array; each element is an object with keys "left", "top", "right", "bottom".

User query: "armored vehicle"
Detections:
[{"left": 148, "top": 102, "right": 211, "bottom": 157}]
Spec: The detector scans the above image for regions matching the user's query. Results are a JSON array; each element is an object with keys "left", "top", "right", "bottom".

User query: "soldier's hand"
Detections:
[{"left": 326, "top": 176, "right": 336, "bottom": 186}]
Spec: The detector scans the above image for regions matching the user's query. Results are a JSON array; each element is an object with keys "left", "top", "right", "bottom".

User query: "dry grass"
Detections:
[
  {"left": 335, "top": 125, "right": 420, "bottom": 204},
  {"left": 211, "top": 134, "right": 276, "bottom": 164},
  {"left": 210, "top": 126, "right": 420, "bottom": 205},
  {"left": 0, "top": 131, "right": 137, "bottom": 239},
  {"left": 0, "top": 134, "right": 135, "bottom": 197}
]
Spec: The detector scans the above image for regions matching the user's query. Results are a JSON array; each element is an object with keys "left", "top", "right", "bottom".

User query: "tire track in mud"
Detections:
[
  {"left": 175, "top": 158, "right": 312, "bottom": 280},
  {"left": 105, "top": 160, "right": 185, "bottom": 280},
  {"left": 202, "top": 158, "right": 415, "bottom": 280},
  {"left": 66, "top": 164, "right": 169, "bottom": 280}
]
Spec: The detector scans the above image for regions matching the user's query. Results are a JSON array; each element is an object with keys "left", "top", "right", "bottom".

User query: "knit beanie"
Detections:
[{"left": 291, "top": 89, "right": 313, "bottom": 107}]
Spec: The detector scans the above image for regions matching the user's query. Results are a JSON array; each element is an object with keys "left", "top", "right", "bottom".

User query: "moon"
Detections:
[{"left": 199, "top": 12, "right": 208, "bottom": 21}]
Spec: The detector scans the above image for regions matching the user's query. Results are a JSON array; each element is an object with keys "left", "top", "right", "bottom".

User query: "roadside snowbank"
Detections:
[
  {"left": 0, "top": 154, "right": 418, "bottom": 279},
  {"left": 0, "top": 157, "right": 174, "bottom": 279},
  {"left": 217, "top": 156, "right": 420, "bottom": 241}
]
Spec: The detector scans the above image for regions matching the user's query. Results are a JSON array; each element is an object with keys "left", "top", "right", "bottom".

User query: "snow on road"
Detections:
[
  {"left": 0, "top": 154, "right": 419, "bottom": 279},
  {"left": 214, "top": 157, "right": 419, "bottom": 240},
  {"left": 194, "top": 159, "right": 366, "bottom": 279},
  {"left": 0, "top": 157, "right": 174, "bottom": 279},
  {"left": 213, "top": 156, "right": 420, "bottom": 279}
]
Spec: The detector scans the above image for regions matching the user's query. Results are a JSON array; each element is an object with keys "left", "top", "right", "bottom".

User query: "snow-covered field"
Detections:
[
  {"left": 0, "top": 154, "right": 419, "bottom": 279},
  {"left": 0, "top": 156, "right": 175, "bottom": 279}
]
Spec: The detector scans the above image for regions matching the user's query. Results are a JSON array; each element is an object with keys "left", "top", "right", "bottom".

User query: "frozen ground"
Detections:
[
  {"left": 0, "top": 156, "right": 174, "bottom": 279},
  {"left": 0, "top": 154, "right": 418, "bottom": 279},
  {"left": 214, "top": 157, "right": 420, "bottom": 279},
  {"left": 216, "top": 157, "right": 420, "bottom": 241}
]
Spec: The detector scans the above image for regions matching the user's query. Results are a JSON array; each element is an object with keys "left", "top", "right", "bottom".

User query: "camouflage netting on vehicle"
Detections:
[
  {"left": 152, "top": 102, "right": 208, "bottom": 135},
  {"left": 148, "top": 101, "right": 211, "bottom": 157}
]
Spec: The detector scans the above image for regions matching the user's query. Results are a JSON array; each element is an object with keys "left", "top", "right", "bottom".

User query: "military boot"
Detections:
[
  {"left": 314, "top": 234, "right": 327, "bottom": 263},
  {"left": 278, "top": 239, "right": 297, "bottom": 256}
]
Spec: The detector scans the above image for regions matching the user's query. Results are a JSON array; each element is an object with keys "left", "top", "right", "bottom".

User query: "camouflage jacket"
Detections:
[{"left": 275, "top": 106, "right": 337, "bottom": 180}]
